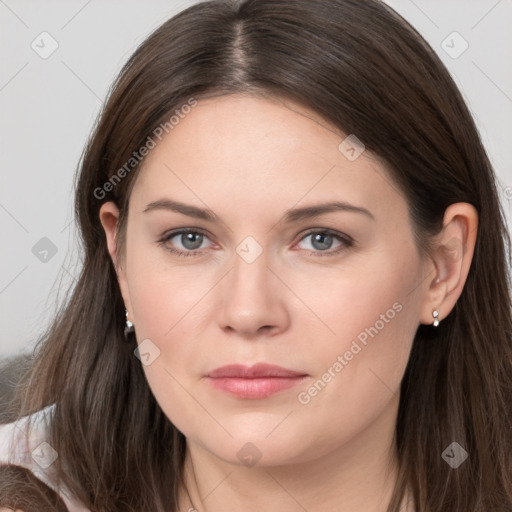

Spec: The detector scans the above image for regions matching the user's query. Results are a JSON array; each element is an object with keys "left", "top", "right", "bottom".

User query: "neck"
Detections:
[{"left": 178, "top": 395, "right": 409, "bottom": 512}]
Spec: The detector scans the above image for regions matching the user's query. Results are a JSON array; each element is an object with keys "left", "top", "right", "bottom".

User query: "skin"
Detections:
[{"left": 100, "top": 94, "right": 478, "bottom": 512}]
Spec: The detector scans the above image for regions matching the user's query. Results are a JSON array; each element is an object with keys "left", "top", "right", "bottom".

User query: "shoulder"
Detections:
[
  {"left": 0, "top": 406, "right": 91, "bottom": 512},
  {"left": 0, "top": 405, "right": 56, "bottom": 472},
  {"left": 0, "top": 405, "right": 54, "bottom": 471}
]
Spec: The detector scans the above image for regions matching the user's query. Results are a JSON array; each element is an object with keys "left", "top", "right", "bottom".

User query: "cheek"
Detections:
[
  {"left": 125, "top": 251, "right": 212, "bottom": 429},
  {"left": 125, "top": 244, "right": 220, "bottom": 399},
  {"left": 292, "top": 304, "right": 416, "bottom": 459},
  {"left": 126, "top": 237, "right": 208, "bottom": 338},
  {"left": 295, "top": 244, "right": 421, "bottom": 361},
  {"left": 292, "top": 248, "right": 422, "bottom": 432}
]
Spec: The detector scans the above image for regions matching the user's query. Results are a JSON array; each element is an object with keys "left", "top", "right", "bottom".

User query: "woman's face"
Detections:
[{"left": 106, "top": 94, "right": 433, "bottom": 467}]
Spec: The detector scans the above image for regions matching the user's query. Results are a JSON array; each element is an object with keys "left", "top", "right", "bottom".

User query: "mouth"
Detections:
[{"left": 206, "top": 363, "right": 309, "bottom": 399}]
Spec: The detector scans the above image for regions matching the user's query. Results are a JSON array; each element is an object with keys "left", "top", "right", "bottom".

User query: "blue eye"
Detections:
[
  {"left": 296, "top": 230, "right": 354, "bottom": 256},
  {"left": 158, "top": 229, "right": 212, "bottom": 258}
]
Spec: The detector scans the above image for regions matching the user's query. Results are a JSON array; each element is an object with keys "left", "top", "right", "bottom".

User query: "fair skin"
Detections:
[{"left": 100, "top": 94, "right": 477, "bottom": 512}]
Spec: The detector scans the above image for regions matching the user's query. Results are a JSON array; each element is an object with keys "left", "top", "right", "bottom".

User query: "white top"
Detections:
[{"left": 0, "top": 405, "right": 90, "bottom": 511}]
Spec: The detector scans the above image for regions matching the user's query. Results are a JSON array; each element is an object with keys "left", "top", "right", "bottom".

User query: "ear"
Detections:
[
  {"left": 419, "top": 202, "right": 478, "bottom": 325},
  {"left": 99, "top": 201, "right": 133, "bottom": 322}
]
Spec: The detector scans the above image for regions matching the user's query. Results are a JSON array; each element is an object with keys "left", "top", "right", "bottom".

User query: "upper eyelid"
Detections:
[{"left": 159, "top": 227, "right": 211, "bottom": 242}]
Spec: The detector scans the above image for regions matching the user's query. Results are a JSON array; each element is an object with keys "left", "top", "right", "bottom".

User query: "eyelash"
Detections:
[{"left": 157, "top": 228, "right": 354, "bottom": 258}]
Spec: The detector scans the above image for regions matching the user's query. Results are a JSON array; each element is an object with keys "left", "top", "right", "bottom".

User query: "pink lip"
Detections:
[
  {"left": 206, "top": 364, "right": 308, "bottom": 399},
  {"left": 208, "top": 363, "right": 306, "bottom": 379}
]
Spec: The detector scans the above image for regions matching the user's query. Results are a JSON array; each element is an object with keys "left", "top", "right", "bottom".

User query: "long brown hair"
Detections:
[
  {"left": 3, "top": 0, "right": 512, "bottom": 510},
  {"left": 0, "top": 465, "right": 68, "bottom": 511}
]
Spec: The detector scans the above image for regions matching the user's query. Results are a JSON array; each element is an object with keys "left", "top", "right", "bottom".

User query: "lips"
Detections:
[
  {"left": 206, "top": 363, "right": 308, "bottom": 399},
  {"left": 207, "top": 363, "right": 306, "bottom": 379}
]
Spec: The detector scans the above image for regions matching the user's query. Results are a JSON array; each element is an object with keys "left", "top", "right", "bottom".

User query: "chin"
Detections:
[{"left": 192, "top": 427, "right": 325, "bottom": 469}]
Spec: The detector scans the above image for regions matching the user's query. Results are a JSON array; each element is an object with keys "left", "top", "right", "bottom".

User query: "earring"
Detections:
[
  {"left": 432, "top": 309, "right": 440, "bottom": 327},
  {"left": 124, "top": 309, "right": 135, "bottom": 339}
]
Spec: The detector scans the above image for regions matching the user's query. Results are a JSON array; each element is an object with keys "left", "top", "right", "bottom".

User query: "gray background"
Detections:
[{"left": 1, "top": 0, "right": 511, "bottom": 357}]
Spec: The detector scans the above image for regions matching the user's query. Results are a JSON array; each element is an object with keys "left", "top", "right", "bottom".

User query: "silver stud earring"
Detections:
[
  {"left": 124, "top": 309, "right": 135, "bottom": 339},
  {"left": 432, "top": 309, "right": 440, "bottom": 327}
]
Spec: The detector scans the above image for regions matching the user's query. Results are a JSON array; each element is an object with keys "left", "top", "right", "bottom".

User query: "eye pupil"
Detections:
[
  {"left": 182, "top": 232, "right": 203, "bottom": 250},
  {"left": 311, "top": 233, "right": 333, "bottom": 250}
]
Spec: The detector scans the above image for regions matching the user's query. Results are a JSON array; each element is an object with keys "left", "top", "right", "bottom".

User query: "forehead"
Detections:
[{"left": 130, "top": 94, "right": 409, "bottom": 225}]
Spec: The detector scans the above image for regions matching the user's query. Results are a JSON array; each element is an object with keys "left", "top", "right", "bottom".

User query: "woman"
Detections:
[{"left": 1, "top": 0, "right": 511, "bottom": 510}]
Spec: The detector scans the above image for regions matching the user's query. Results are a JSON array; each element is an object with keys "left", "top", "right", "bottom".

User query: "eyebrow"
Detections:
[
  {"left": 143, "top": 199, "right": 374, "bottom": 223},
  {"left": 143, "top": 199, "right": 217, "bottom": 221}
]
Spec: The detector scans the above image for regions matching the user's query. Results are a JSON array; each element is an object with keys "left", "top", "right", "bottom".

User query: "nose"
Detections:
[{"left": 216, "top": 247, "right": 290, "bottom": 339}]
